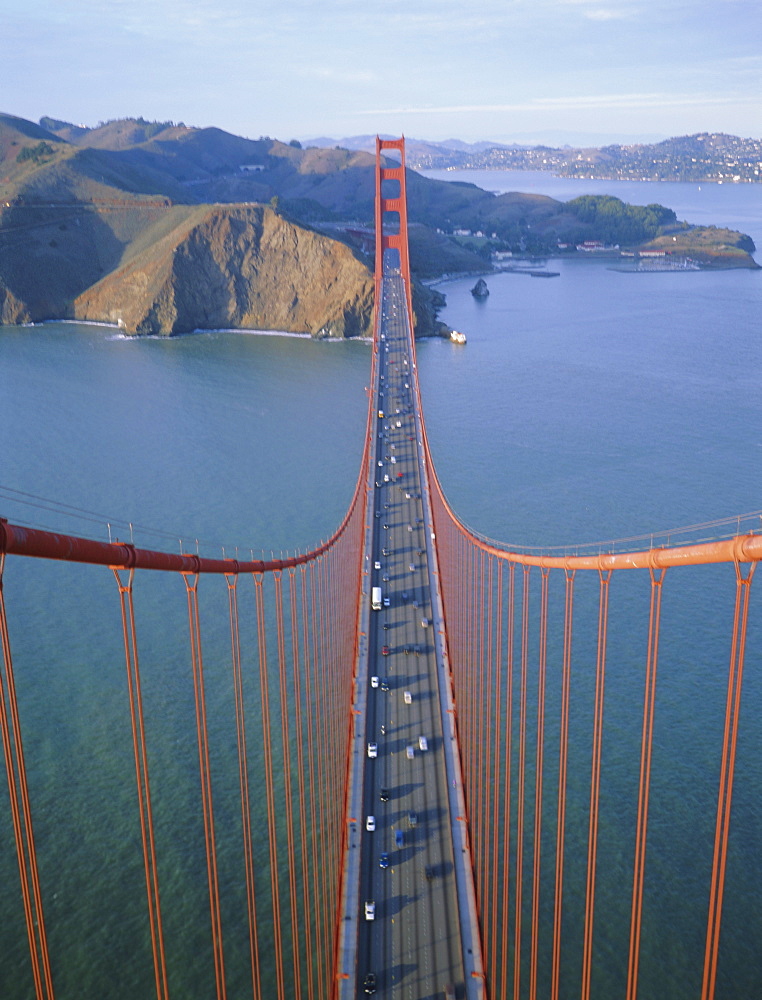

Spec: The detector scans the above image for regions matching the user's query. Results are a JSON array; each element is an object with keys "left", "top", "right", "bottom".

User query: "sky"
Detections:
[{"left": 2, "top": 0, "right": 760, "bottom": 146}]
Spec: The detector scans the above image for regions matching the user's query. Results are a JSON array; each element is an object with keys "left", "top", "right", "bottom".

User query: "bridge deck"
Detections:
[{"left": 338, "top": 261, "right": 484, "bottom": 1000}]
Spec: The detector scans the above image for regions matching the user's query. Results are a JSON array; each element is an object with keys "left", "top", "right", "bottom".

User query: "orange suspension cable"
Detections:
[
  {"left": 626, "top": 566, "right": 666, "bottom": 1000},
  {"left": 225, "top": 572, "right": 262, "bottom": 1000},
  {"left": 0, "top": 553, "right": 55, "bottom": 1000},
  {"left": 482, "top": 552, "right": 494, "bottom": 968},
  {"left": 183, "top": 572, "right": 227, "bottom": 1000},
  {"left": 551, "top": 568, "right": 575, "bottom": 1000},
  {"left": 514, "top": 565, "right": 531, "bottom": 1000},
  {"left": 580, "top": 569, "right": 612, "bottom": 1000},
  {"left": 295, "top": 566, "right": 316, "bottom": 1000},
  {"left": 501, "top": 562, "right": 515, "bottom": 997},
  {"left": 112, "top": 567, "right": 169, "bottom": 1000},
  {"left": 314, "top": 557, "right": 332, "bottom": 971},
  {"left": 489, "top": 560, "right": 503, "bottom": 993},
  {"left": 291, "top": 567, "right": 313, "bottom": 1000},
  {"left": 307, "top": 562, "right": 326, "bottom": 1000},
  {"left": 252, "top": 573, "right": 286, "bottom": 1000},
  {"left": 701, "top": 558, "right": 756, "bottom": 1000},
  {"left": 274, "top": 572, "right": 302, "bottom": 1000},
  {"left": 530, "top": 568, "right": 550, "bottom": 1000},
  {"left": 476, "top": 548, "right": 486, "bottom": 909}
]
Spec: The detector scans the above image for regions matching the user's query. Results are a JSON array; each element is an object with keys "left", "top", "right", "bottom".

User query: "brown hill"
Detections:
[{"left": 72, "top": 204, "right": 375, "bottom": 337}]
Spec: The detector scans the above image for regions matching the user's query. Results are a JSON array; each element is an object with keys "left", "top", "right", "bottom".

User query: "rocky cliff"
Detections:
[{"left": 73, "top": 204, "right": 375, "bottom": 337}]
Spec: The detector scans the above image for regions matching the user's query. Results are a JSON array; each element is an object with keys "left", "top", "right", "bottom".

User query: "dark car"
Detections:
[
  {"left": 380, "top": 678, "right": 390, "bottom": 692},
  {"left": 408, "top": 811, "right": 418, "bottom": 827},
  {"left": 381, "top": 645, "right": 390, "bottom": 656},
  {"left": 380, "top": 787, "right": 389, "bottom": 802},
  {"left": 395, "top": 829, "right": 404, "bottom": 847},
  {"left": 363, "top": 972, "right": 377, "bottom": 994},
  {"left": 379, "top": 852, "right": 390, "bottom": 869}
]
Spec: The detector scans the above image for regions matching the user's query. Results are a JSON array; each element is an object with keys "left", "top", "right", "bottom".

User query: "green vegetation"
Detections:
[
  {"left": 563, "top": 196, "right": 679, "bottom": 245},
  {"left": 17, "top": 141, "right": 57, "bottom": 164}
]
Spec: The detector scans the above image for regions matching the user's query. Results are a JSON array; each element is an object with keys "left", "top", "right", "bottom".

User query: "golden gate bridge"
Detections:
[{"left": 1, "top": 137, "right": 760, "bottom": 1000}]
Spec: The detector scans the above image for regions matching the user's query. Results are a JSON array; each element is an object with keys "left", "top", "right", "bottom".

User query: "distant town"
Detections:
[{"left": 404, "top": 133, "right": 762, "bottom": 184}]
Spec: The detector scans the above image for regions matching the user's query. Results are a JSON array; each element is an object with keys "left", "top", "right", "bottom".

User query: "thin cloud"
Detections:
[
  {"left": 357, "top": 92, "right": 756, "bottom": 116},
  {"left": 302, "top": 67, "right": 378, "bottom": 84},
  {"left": 584, "top": 8, "right": 632, "bottom": 19}
]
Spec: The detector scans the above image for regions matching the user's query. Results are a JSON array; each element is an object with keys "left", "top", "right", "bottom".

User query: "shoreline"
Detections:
[
  {"left": 11, "top": 319, "right": 373, "bottom": 342},
  {"left": 425, "top": 249, "right": 759, "bottom": 287}
]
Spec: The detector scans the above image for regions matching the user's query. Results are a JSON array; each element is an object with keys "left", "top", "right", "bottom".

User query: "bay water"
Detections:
[{"left": 0, "top": 173, "right": 760, "bottom": 998}]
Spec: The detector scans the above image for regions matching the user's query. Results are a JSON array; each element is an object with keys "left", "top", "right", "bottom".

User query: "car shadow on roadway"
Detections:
[
  {"left": 378, "top": 892, "right": 420, "bottom": 919},
  {"left": 381, "top": 782, "right": 422, "bottom": 802},
  {"left": 377, "top": 963, "right": 418, "bottom": 994}
]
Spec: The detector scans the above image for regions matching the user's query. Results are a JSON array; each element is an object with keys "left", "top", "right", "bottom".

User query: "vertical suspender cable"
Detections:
[
  {"left": 701, "top": 559, "right": 756, "bottom": 1000},
  {"left": 580, "top": 569, "right": 612, "bottom": 1000},
  {"left": 626, "top": 567, "right": 666, "bottom": 1000},
  {"left": 113, "top": 567, "right": 169, "bottom": 1000},
  {"left": 475, "top": 547, "right": 486, "bottom": 908},
  {"left": 513, "top": 565, "right": 531, "bottom": 1000},
  {"left": 530, "top": 567, "right": 550, "bottom": 1000},
  {"left": 314, "top": 556, "right": 332, "bottom": 972},
  {"left": 274, "top": 572, "right": 302, "bottom": 1000},
  {"left": 252, "top": 572, "right": 286, "bottom": 1000},
  {"left": 308, "top": 562, "right": 326, "bottom": 998},
  {"left": 501, "top": 562, "right": 515, "bottom": 997},
  {"left": 183, "top": 572, "right": 227, "bottom": 1000},
  {"left": 0, "top": 553, "right": 55, "bottom": 1000},
  {"left": 225, "top": 573, "right": 262, "bottom": 1000},
  {"left": 551, "top": 568, "right": 575, "bottom": 1000},
  {"left": 295, "top": 565, "right": 316, "bottom": 1000},
  {"left": 290, "top": 567, "right": 312, "bottom": 1000},
  {"left": 482, "top": 553, "right": 494, "bottom": 957},
  {"left": 489, "top": 560, "right": 504, "bottom": 992}
]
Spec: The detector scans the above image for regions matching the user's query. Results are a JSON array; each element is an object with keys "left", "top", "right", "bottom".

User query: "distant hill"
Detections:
[
  {"left": 392, "top": 130, "right": 762, "bottom": 183},
  {"left": 0, "top": 114, "right": 757, "bottom": 333}
]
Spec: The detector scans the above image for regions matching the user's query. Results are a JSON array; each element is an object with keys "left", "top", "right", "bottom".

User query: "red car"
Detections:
[{"left": 382, "top": 645, "right": 390, "bottom": 656}]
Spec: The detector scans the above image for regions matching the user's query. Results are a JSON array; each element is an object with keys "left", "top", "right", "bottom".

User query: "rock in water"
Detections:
[{"left": 471, "top": 278, "right": 489, "bottom": 298}]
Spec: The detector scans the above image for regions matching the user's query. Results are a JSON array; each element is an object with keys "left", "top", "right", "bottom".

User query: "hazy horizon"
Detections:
[{"left": 3, "top": 1, "right": 760, "bottom": 145}]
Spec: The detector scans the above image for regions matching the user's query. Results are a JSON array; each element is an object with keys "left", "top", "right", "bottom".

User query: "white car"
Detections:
[
  {"left": 419, "top": 736, "right": 428, "bottom": 751},
  {"left": 366, "top": 815, "right": 376, "bottom": 832},
  {"left": 365, "top": 900, "right": 375, "bottom": 921},
  {"left": 374, "top": 561, "right": 381, "bottom": 570},
  {"left": 403, "top": 691, "right": 412, "bottom": 704},
  {"left": 371, "top": 676, "right": 379, "bottom": 688},
  {"left": 406, "top": 746, "right": 415, "bottom": 759},
  {"left": 367, "top": 742, "right": 378, "bottom": 758}
]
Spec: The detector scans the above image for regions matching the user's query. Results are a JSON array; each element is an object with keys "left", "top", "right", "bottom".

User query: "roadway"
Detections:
[{"left": 355, "top": 265, "right": 465, "bottom": 999}]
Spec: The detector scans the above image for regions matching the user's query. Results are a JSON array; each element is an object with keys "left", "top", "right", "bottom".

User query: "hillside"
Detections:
[
  {"left": 0, "top": 114, "right": 757, "bottom": 333},
  {"left": 73, "top": 204, "right": 375, "bottom": 337}
]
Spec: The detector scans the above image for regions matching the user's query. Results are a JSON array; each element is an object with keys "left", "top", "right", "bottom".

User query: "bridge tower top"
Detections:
[{"left": 375, "top": 136, "right": 414, "bottom": 326}]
